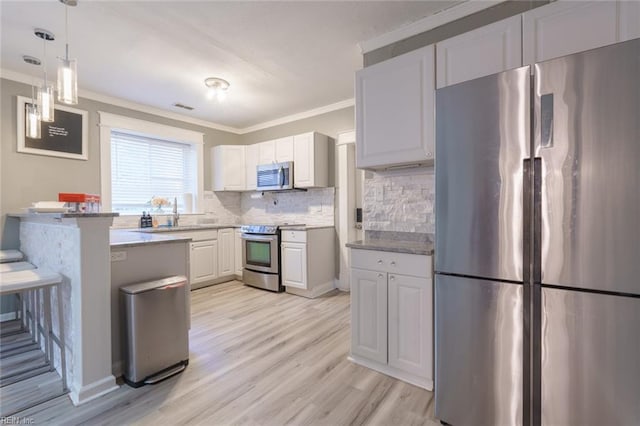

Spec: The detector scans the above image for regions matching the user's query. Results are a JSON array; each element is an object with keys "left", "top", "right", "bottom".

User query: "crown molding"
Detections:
[
  {"left": 358, "top": 0, "right": 506, "bottom": 54},
  {"left": 2, "top": 68, "right": 354, "bottom": 135},
  {"left": 238, "top": 98, "right": 355, "bottom": 134}
]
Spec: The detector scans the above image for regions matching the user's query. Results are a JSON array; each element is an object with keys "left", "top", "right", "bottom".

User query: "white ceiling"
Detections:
[{"left": 1, "top": 1, "right": 460, "bottom": 131}]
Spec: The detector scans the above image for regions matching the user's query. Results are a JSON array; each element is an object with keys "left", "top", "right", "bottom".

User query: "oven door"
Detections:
[{"left": 241, "top": 233, "right": 279, "bottom": 274}]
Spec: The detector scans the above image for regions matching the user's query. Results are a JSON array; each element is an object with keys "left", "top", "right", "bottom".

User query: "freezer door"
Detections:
[
  {"left": 435, "top": 67, "right": 530, "bottom": 282},
  {"left": 541, "top": 287, "right": 640, "bottom": 425},
  {"left": 435, "top": 274, "right": 523, "bottom": 426},
  {"left": 534, "top": 38, "right": 640, "bottom": 294}
]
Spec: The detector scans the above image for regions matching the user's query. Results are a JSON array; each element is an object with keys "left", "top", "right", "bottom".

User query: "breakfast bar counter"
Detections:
[{"left": 9, "top": 212, "right": 120, "bottom": 405}]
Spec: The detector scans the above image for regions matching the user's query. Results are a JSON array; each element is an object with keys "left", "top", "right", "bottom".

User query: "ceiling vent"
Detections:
[{"left": 173, "top": 102, "right": 194, "bottom": 111}]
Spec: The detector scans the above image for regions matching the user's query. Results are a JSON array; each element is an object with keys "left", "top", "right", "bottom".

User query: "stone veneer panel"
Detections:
[
  {"left": 363, "top": 167, "right": 435, "bottom": 233},
  {"left": 19, "top": 221, "right": 79, "bottom": 384}
]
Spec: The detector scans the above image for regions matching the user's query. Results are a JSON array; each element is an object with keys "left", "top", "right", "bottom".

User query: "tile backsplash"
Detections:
[
  {"left": 241, "top": 188, "right": 334, "bottom": 226},
  {"left": 111, "top": 188, "right": 334, "bottom": 228},
  {"left": 363, "top": 166, "right": 435, "bottom": 233}
]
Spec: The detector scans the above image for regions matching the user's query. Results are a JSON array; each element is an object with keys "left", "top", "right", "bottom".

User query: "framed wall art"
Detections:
[{"left": 16, "top": 95, "right": 89, "bottom": 160}]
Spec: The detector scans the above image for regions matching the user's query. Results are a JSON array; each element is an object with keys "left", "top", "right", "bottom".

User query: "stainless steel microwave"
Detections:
[{"left": 256, "top": 162, "right": 293, "bottom": 191}]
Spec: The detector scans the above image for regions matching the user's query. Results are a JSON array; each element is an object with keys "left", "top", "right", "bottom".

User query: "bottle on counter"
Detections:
[
  {"left": 144, "top": 213, "right": 152, "bottom": 228},
  {"left": 140, "top": 212, "right": 147, "bottom": 228}
]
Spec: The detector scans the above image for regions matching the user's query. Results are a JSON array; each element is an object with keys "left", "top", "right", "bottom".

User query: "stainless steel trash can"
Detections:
[{"left": 120, "top": 276, "right": 189, "bottom": 387}]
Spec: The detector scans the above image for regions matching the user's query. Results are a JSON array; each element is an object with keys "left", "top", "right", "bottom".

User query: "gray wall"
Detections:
[{"left": 0, "top": 78, "right": 240, "bottom": 249}]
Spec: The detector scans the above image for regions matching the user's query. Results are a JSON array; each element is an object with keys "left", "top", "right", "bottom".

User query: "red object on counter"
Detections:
[{"left": 58, "top": 193, "right": 101, "bottom": 203}]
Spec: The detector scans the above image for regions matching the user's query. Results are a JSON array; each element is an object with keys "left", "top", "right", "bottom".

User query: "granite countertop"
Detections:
[
  {"left": 346, "top": 239, "right": 434, "bottom": 256},
  {"left": 279, "top": 225, "right": 334, "bottom": 231},
  {"left": 131, "top": 224, "right": 239, "bottom": 233},
  {"left": 110, "top": 230, "right": 192, "bottom": 248}
]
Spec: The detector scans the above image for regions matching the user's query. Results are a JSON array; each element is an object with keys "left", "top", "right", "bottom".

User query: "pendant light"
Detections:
[
  {"left": 57, "top": 0, "right": 78, "bottom": 105},
  {"left": 35, "top": 29, "right": 55, "bottom": 122},
  {"left": 23, "top": 56, "right": 43, "bottom": 139}
]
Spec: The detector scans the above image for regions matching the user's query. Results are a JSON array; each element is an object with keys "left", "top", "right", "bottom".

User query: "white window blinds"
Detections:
[{"left": 110, "top": 130, "right": 195, "bottom": 214}]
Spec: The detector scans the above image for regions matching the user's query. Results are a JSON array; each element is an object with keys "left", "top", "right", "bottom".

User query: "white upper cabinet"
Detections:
[
  {"left": 258, "top": 140, "right": 276, "bottom": 165},
  {"left": 211, "top": 145, "right": 245, "bottom": 191},
  {"left": 293, "top": 132, "right": 329, "bottom": 188},
  {"left": 355, "top": 44, "right": 435, "bottom": 170},
  {"left": 523, "top": 0, "right": 640, "bottom": 65},
  {"left": 244, "top": 144, "right": 258, "bottom": 191},
  {"left": 436, "top": 15, "right": 522, "bottom": 88},
  {"left": 275, "top": 136, "right": 294, "bottom": 163}
]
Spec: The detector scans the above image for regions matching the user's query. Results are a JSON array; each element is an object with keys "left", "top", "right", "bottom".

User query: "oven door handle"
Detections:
[{"left": 241, "top": 234, "right": 278, "bottom": 242}]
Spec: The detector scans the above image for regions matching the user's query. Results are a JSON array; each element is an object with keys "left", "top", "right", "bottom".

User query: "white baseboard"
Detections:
[
  {"left": 69, "top": 375, "right": 119, "bottom": 406},
  {"left": 285, "top": 280, "right": 335, "bottom": 299},
  {"left": 348, "top": 355, "right": 433, "bottom": 391}
]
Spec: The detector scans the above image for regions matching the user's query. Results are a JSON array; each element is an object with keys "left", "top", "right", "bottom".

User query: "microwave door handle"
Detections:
[{"left": 279, "top": 166, "right": 284, "bottom": 188}]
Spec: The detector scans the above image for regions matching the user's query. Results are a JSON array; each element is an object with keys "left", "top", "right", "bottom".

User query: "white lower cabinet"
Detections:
[
  {"left": 351, "top": 268, "right": 388, "bottom": 364},
  {"left": 190, "top": 240, "right": 218, "bottom": 285},
  {"left": 349, "top": 248, "right": 433, "bottom": 390},
  {"left": 388, "top": 273, "right": 432, "bottom": 378},
  {"left": 217, "top": 228, "right": 234, "bottom": 276},
  {"left": 167, "top": 228, "right": 240, "bottom": 289},
  {"left": 281, "top": 228, "right": 334, "bottom": 298},
  {"left": 281, "top": 242, "right": 307, "bottom": 289},
  {"left": 234, "top": 229, "right": 243, "bottom": 277}
]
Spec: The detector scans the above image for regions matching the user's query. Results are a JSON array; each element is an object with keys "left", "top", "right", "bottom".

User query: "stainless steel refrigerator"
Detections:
[{"left": 434, "top": 38, "right": 640, "bottom": 426}]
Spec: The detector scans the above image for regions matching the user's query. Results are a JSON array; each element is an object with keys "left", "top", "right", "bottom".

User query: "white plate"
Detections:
[{"left": 27, "top": 207, "right": 69, "bottom": 213}]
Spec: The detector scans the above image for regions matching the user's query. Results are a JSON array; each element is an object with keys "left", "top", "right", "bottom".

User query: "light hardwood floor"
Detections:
[{"left": 11, "top": 281, "right": 438, "bottom": 425}]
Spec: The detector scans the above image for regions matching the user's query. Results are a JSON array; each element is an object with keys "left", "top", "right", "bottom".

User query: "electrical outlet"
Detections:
[{"left": 111, "top": 251, "right": 127, "bottom": 262}]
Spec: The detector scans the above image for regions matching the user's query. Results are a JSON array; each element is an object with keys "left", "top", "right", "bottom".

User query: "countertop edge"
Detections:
[{"left": 346, "top": 241, "right": 434, "bottom": 256}]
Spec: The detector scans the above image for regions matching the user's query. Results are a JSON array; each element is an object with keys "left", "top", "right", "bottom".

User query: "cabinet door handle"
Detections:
[
  {"left": 390, "top": 261, "right": 396, "bottom": 266},
  {"left": 389, "top": 275, "right": 395, "bottom": 281},
  {"left": 377, "top": 259, "right": 383, "bottom": 264},
  {"left": 378, "top": 273, "right": 384, "bottom": 278}
]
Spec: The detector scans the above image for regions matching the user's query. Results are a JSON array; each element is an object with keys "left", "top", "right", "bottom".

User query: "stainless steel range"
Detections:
[{"left": 240, "top": 224, "right": 304, "bottom": 292}]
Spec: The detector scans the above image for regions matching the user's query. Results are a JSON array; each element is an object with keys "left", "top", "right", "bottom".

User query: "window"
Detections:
[
  {"left": 99, "top": 112, "right": 204, "bottom": 215},
  {"left": 110, "top": 131, "right": 195, "bottom": 214}
]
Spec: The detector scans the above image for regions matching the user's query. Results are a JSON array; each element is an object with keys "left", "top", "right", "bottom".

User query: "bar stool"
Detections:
[
  {"left": 0, "top": 269, "right": 67, "bottom": 391},
  {"left": 0, "top": 262, "right": 37, "bottom": 341}
]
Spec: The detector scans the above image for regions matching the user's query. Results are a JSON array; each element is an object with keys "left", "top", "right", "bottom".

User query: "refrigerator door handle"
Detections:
[
  {"left": 540, "top": 94, "right": 554, "bottom": 148},
  {"left": 523, "top": 158, "right": 532, "bottom": 285}
]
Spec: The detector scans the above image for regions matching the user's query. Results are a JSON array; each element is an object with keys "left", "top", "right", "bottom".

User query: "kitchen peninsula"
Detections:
[{"left": 10, "top": 212, "right": 120, "bottom": 405}]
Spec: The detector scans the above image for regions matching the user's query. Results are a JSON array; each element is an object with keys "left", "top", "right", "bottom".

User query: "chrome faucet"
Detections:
[{"left": 173, "top": 197, "right": 180, "bottom": 227}]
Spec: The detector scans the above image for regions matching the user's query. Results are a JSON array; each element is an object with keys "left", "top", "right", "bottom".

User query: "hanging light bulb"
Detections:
[
  {"left": 26, "top": 80, "right": 42, "bottom": 139},
  {"left": 36, "top": 29, "right": 55, "bottom": 122},
  {"left": 57, "top": 0, "right": 78, "bottom": 105}
]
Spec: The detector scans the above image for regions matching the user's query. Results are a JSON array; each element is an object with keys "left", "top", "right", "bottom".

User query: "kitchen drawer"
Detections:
[
  {"left": 281, "top": 230, "right": 307, "bottom": 243},
  {"left": 166, "top": 230, "right": 218, "bottom": 242},
  {"left": 351, "top": 248, "right": 431, "bottom": 278}
]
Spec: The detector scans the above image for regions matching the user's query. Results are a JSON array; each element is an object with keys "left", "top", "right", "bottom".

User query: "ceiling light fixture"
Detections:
[
  {"left": 205, "top": 77, "right": 230, "bottom": 102},
  {"left": 23, "top": 55, "right": 42, "bottom": 139},
  {"left": 35, "top": 29, "right": 55, "bottom": 122},
  {"left": 57, "top": 0, "right": 78, "bottom": 105}
]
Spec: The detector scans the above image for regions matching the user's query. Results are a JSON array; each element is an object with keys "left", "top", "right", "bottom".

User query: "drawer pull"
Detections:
[
  {"left": 390, "top": 261, "right": 396, "bottom": 266},
  {"left": 378, "top": 273, "right": 384, "bottom": 278},
  {"left": 390, "top": 275, "right": 395, "bottom": 281},
  {"left": 377, "top": 259, "right": 383, "bottom": 264}
]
